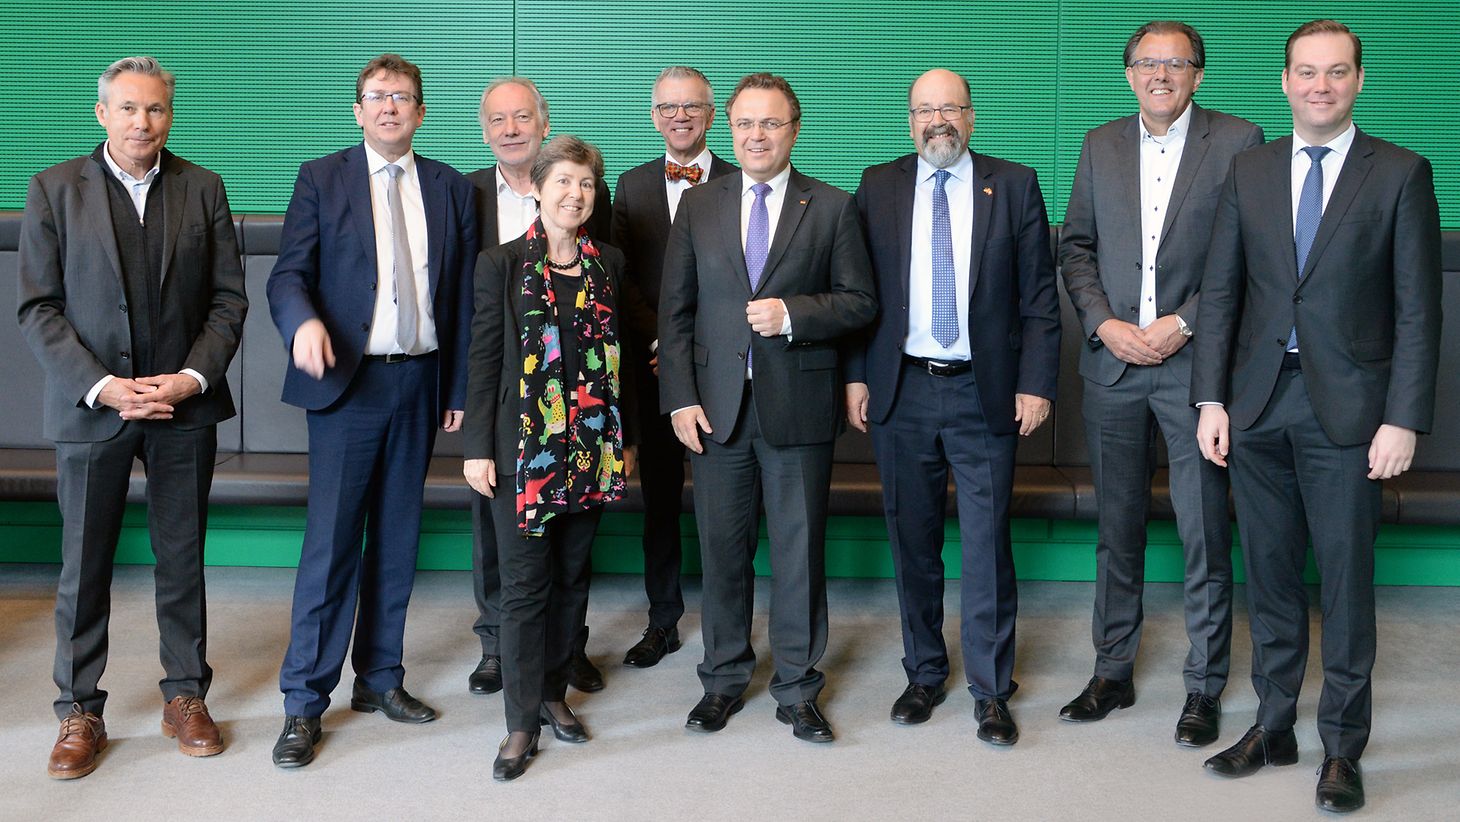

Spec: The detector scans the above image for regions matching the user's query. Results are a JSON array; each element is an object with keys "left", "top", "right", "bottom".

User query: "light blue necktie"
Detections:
[
  {"left": 1289, "top": 146, "right": 1330, "bottom": 350},
  {"left": 745, "top": 182, "right": 771, "bottom": 368},
  {"left": 930, "top": 169, "right": 957, "bottom": 348}
]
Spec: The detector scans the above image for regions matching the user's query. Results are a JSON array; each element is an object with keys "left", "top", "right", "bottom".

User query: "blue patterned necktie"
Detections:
[
  {"left": 745, "top": 182, "right": 771, "bottom": 369},
  {"left": 930, "top": 169, "right": 957, "bottom": 348},
  {"left": 1289, "top": 145, "right": 1331, "bottom": 350}
]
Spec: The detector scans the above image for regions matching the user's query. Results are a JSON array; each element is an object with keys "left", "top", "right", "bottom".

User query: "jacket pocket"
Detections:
[
  {"left": 799, "top": 347, "right": 837, "bottom": 370},
  {"left": 1350, "top": 337, "right": 1392, "bottom": 362}
]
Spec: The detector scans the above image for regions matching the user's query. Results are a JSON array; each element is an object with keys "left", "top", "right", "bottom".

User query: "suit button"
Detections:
[
  {"left": 120, "top": 351, "right": 129, "bottom": 359},
  {"left": 370, "top": 282, "right": 377, "bottom": 291},
  {"left": 118, "top": 304, "right": 127, "bottom": 313},
  {"left": 1293, "top": 296, "right": 1303, "bottom": 304},
  {"left": 361, "top": 323, "right": 369, "bottom": 331},
  {"left": 736, "top": 352, "right": 745, "bottom": 360},
  {"left": 1277, "top": 339, "right": 1286, "bottom": 346}
]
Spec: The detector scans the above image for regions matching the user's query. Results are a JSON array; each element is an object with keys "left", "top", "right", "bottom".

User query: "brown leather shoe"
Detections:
[
  {"left": 161, "top": 696, "right": 224, "bottom": 757},
  {"left": 48, "top": 704, "right": 107, "bottom": 779}
]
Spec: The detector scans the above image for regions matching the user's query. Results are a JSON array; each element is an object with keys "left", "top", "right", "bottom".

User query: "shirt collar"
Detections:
[
  {"left": 495, "top": 166, "right": 534, "bottom": 198},
  {"left": 666, "top": 146, "right": 713, "bottom": 172},
  {"left": 1140, "top": 102, "right": 1193, "bottom": 145},
  {"left": 915, "top": 149, "right": 974, "bottom": 186},
  {"left": 100, "top": 140, "right": 162, "bottom": 184},
  {"left": 363, "top": 141, "right": 415, "bottom": 177},
  {"left": 742, "top": 164, "right": 793, "bottom": 197},
  {"left": 1292, "top": 123, "right": 1357, "bottom": 160}
]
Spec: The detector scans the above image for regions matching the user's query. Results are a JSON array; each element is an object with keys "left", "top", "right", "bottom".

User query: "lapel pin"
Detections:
[
  {"left": 799, "top": 199, "right": 808, "bottom": 205},
  {"left": 983, "top": 186, "right": 993, "bottom": 197}
]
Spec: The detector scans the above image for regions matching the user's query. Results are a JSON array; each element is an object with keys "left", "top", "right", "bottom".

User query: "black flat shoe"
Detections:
[
  {"left": 492, "top": 732, "right": 539, "bottom": 782},
  {"left": 568, "top": 648, "right": 604, "bottom": 693},
  {"left": 1175, "top": 692, "right": 1221, "bottom": 747},
  {"left": 349, "top": 680, "right": 437, "bottom": 724},
  {"left": 1315, "top": 756, "right": 1365, "bottom": 813},
  {"left": 539, "top": 703, "right": 589, "bottom": 743},
  {"left": 685, "top": 692, "right": 744, "bottom": 733},
  {"left": 975, "top": 698, "right": 1019, "bottom": 746},
  {"left": 890, "top": 683, "right": 946, "bottom": 725},
  {"left": 623, "top": 626, "right": 681, "bottom": 668},
  {"left": 271, "top": 715, "right": 321, "bottom": 769},
  {"left": 1203, "top": 724, "right": 1298, "bottom": 777},
  {"left": 1059, "top": 675, "right": 1135, "bottom": 722},
  {"left": 776, "top": 700, "right": 834, "bottom": 743},
  {"left": 469, "top": 655, "right": 503, "bottom": 695}
]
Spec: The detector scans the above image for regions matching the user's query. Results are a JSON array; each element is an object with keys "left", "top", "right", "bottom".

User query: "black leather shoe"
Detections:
[
  {"left": 349, "top": 680, "right": 437, "bottom": 724},
  {"left": 492, "top": 732, "right": 539, "bottom": 782},
  {"left": 271, "top": 716, "right": 321, "bottom": 769},
  {"left": 776, "top": 700, "right": 834, "bottom": 743},
  {"left": 469, "top": 655, "right": 503, "bottom": 695},
  {"left": 1203, "top": 724, "right": 1299, "bottom": 777},
  {"left": 1175, "top": 692, "right": 1221, "bottom": 747},
  {"left": 975, "top": 698, "right": 1019, "bottom": 745},
  {"left": 684, "top": 693, "right": 744, "bottom": 733},
  {"left": 890, "top": 683, "right": 946, "bottom": 725},
  {"left": 568, "top": 648, "right": 604, "bottom": 693},
  {"left": 623, "top": 626, "right": 681, "bottom": 668},
  {"left": 1059, "top": 675, "right": 1135, "bottom": 722},
  {"left": 539, "top": 703, "right": 589, "bottom": 743},
  {"left": 1315, "top": 756, "right": 1364, "bottom": 813}
]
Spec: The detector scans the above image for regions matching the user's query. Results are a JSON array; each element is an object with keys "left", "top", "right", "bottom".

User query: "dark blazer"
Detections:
[
  {"left": 17, "top": 148, "right": 247, "bottom": 442},
  {"left": 463, "top": 234, "right": 634, "bottom": 469},
  {"left": 467, "top": 164, "right": 611, "bottom": 249},
  {"left": 267, "top": 144, "right": 478, "bottom": 412},
  {"left": 658, "top": 167, "right": 878, "bottom": 447},
  {"left": 611, "top": 153, "right": 737, "bottom": 348},
  {"left": 847, "top": 150, "right": 1061, "bottom": 433},
  {"left": 1061, "top": 104, "right": 1263, "bottom": 386},
  {"left": 1190, "top": 130, "right": 1442, "bottom": 445}
]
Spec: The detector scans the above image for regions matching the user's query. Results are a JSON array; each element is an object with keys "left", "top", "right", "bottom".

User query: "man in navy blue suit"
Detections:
[{"left": 265, "top": 54, "right": 477, "bottom": 768}]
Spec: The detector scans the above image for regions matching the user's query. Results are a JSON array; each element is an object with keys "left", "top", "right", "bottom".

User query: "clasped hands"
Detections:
[
  {"left": 97, "top": 373, "right": 201, "bottom": 420},
  {"left": 1097, "top": 316, "right": 1187, "bottom": 366}
]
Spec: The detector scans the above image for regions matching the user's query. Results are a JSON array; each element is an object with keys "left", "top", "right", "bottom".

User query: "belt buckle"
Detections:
[{"left": 382, "top": 352, "right": 409, "bottom": 364}]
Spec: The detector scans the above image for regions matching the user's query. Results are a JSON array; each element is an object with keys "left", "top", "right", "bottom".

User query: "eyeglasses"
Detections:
[
  {"left": 730, "top": 117, "right": 799, "bottom": 132},
  {"left": 909, "top": 105, "right": 973, "bottom": 123},
  {"left": 1128, "top": 57, "right": 1198, "bottom": 75},
  {"left": 359, "top": 91, "right": 420, "bottom": 106},
  {"left": 654, "top": 102, "right": 712, "bottom": 118}
]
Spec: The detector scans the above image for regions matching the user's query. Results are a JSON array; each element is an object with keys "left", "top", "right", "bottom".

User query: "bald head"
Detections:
[{"left": 908, "top": 69, "right": 974, "bottom": 168}]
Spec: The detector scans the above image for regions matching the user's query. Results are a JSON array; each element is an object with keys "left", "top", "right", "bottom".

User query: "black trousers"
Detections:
[
  {"left": 634, "top": 395, "right": 687, "bottom": 630},
  {"left": 52, "top": 421, "right": 217, "bottom": 719},
  {"left": 490, "top": 486, "right": 600, "bottom": 733},
  {"left": 472, "top": 494, "right": 591, "bottom": 658},
  {"left": 1229, "top": 366, "right": 1379, "bottom": 759},
  {"left": 870, "top": 364, "right": 1018, "bottom": 700}
]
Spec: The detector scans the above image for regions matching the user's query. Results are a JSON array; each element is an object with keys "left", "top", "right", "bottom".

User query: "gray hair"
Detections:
[
  {"left": 653, "top": 66, "right": 713, "bottom": 104},
  {"left": 478, "top": 77, "right": 549, "bottom": 131},
  {"left": 98, "top": 56, "right": 175, "bottom": 105}
]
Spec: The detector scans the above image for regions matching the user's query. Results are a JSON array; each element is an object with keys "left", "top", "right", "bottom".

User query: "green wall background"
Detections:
[{"left": 4, "top": 1, "right": 1457, "bottom": 226}]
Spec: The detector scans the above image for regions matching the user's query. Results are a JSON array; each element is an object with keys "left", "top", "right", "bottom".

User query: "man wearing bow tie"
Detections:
[{"left": 610, "top": 66, "right": 736, "bottom": 669}]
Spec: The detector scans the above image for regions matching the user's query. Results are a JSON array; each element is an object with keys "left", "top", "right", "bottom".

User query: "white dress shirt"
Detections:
[
  {"left": 363, "top": 143, "right": 436, "bottom": 356},
  {"left": 740, "top": 165, "right": 794, "bottom": 344},
  {"left": 904, "top": 151, "right": 975, "bottom": 361},
  {"left": 495, "top": 167, "right": 538, "bottom": 244},
  {"left": 1138, "top": 104, "right": 1192, "bottom": 328},
  {"left": 666, "top": 146, "right": 713, "bottom": 222},
  {"left": 1290, "top": 124, "right": 1355, "bottom": 233}
]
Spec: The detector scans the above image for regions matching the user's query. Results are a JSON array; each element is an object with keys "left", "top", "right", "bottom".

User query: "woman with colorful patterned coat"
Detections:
[{"left": 463, "top": 135, "right": 638, "bottom": 781}]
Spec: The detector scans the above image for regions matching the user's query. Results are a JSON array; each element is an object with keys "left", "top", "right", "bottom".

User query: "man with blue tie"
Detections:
[
  {"left": 846, "top": 69, "right": 1061, "bottom": 744},
  {"left": 266, "top": 53, "right": 478, "bottom": 768},
  {"left": 1192, "top": 21, "right": 1441, "bottom": 813}
]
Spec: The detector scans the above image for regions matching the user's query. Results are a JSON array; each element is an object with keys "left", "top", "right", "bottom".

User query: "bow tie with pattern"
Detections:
[{"left": 665, "top": 161, "right": 704, "bottom": 184}]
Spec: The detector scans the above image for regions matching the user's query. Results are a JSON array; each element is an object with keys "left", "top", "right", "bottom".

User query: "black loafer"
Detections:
[
  {"left": 685, "top": 692, "right": 744, "bottom": 733},
  {"left": 890, "top": 683, "right": 947, "bottom": 725},
  {"left": 975, "top": 698, "right": 1019, "bottom": 746},
  {"left": 469, "top": 655, "right": 503, "bottom": 695},
  {"left": 568, "top": 649, "right": 604, "bottom": 693},
  {"left": 271, "top": 715, "right": 321, "bottom": 769},
  {"left": 1204, "top": 724, "right": 1299, "bottom": 777},
  {"left": 539, "top": 703, "right": 589, "bottom": 743},
  {"left": 1059, "top": 675, "right": 1135, "bottom": 722},
  {"left": 623, "top": 626, "right": 681, "bottom": 668},
  {"left": 1175, "top": 692, "right": 1221, "bottom": 747},
  {"left": 1315, "top": 756, "right": 1364, "bottom": 813},
  {"left": 492, "top": 732, "right": 539, "bottom": 782},
  {"left": 776, "top": 700, "right": 834, "bottom": 743},
  {"left": 349, "top": 680, "right": 437, "bottom": 724}
]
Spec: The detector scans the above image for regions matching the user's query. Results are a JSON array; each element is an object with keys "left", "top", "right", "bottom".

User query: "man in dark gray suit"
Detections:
[
  {"left": 18, "top": 56, "right": 246, "bottom": 779},
  {"left": 1058, "top": 21, "right": 1262, "bottom": 746},
  {"left": 1192, "top": 20, "right": 1441, "bottom": 813},
  {"left": 659, "top": 73, "right": 876, "bottom": 743},
  {"left": 610, "top": 66, "right": 736, "bottom": 668}
]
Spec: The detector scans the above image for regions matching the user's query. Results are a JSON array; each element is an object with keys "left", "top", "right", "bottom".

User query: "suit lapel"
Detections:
[
  {"left": 418, "top": 155, "right": 446, "bottom": 296},
  {"left": 78, "top": 159, "right": 124, "bottom": 287},
  {"left": 651, "top": 158, "right": 673, "bottom": 233},
  {"left": 1113, "top": 117, "right": 1142, "bottom": 249},
  {"left": 755, "top": 169, "right": 811, "bottom": 296},
  {"left": 158, "top": 152, "right": 187, "bottom": 287},
  {"left": 716, "top": 172, "right": 751, "bottom": 293},
  {"left": 1158, "top": 105, "right": 1210, "bottom": 247},
  {"left": 893, "top": 155, "right": 917, "bottom": 309},
  {"left": 345, "top": 145, "right": 379, "bottom": 280},
  {"left": 1255, "top": 137, "right": 1299, "bottom": 281},
  {"left": 969, "top": 151, "right": 994, "bottom": 298},
  {"left": 1298, "top": 130, "right": 1374, "bottom": 287}
]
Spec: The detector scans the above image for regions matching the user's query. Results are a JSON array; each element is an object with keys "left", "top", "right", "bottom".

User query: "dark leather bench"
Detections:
[{"left": 4, "top": 211, "right": 1459, "bottom": 525}]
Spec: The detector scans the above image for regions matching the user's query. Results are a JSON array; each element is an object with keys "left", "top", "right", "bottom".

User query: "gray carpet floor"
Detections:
[{"left": 1, "top": 563, "right": 1456, "bottom": 821}]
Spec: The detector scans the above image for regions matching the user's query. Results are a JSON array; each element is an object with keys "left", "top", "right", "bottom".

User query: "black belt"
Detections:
[
  {"left": 1281, "top": 351, "right": 1302, "bottom": 370},
  {"left": 364, "top": 351, "right": 432, "bottom": 364},
  {"left": 904, "top": 355, "right": 972, "bottom": 377}
]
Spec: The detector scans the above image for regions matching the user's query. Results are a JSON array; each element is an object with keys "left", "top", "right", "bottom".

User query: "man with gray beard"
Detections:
[{"left": 846, "top": 69, "right": 1061, "bottom": 744}]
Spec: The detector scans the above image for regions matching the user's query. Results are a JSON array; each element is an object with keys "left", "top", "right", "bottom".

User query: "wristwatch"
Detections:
[{"left": 1175, "top": 315, "right": 1193, "bottom": 337}]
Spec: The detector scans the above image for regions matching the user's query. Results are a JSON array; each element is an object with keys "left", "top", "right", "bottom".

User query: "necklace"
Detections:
[{"left": 546, "top": 247, "right": 582, "bottom": 272}]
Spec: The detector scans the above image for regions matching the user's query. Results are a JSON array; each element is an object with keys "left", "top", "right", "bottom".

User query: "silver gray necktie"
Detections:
[{"left": 385, "top": 163, "right": 418, "bottom": 354}]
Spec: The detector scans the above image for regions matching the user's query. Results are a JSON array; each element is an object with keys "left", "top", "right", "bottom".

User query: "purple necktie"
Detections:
[{"left": 744, "top": 183, "right": 771, "bottom": 370}]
